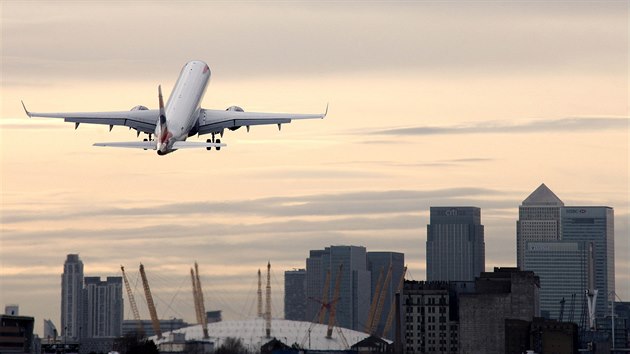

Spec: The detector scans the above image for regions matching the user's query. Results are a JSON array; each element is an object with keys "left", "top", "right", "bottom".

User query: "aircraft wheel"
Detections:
[
  {"left": 143, "top": 138, "right": 148, "bottom": 151},
  {"left": 216, "top": 139, "right": 221, "bottom": 151},
  {"left": 206, "top": 139, "right": 212, "bottom": 151}
]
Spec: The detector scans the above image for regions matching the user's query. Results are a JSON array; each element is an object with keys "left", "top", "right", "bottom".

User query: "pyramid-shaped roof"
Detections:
[{"left": 522, "top": 183, "right": 564, "bottom": 206}]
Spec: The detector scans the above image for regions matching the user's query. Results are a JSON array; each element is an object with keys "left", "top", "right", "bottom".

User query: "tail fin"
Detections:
[{"left": 158, "top": 85, "right": 166, "bottom": 127}]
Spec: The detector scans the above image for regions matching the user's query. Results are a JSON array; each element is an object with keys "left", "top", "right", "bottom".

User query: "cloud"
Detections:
[
  {"left": 1, "top": 187, "right": 512, "bottom": 224},
  {"left": 1, "top": 2, "right": 626, "bottom": 85},
  {"left": 370, "top": 117, "right": 630, "bottom": 136}
]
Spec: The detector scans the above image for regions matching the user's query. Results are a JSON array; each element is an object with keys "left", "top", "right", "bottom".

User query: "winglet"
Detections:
[
  {"left": 323, "top": 103, "right": 329, "bottom": 118},
  {"left": 21, "top": 100, "right": 31, "bottom": 118}
]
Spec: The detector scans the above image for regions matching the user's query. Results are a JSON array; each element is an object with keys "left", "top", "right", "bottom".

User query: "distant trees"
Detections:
[{"left": 215, "top": 337, "right": 250, "bottom": 354}]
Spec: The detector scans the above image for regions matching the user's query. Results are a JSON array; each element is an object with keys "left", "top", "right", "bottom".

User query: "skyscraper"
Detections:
[
  {"left": 426, "top": 207, "right": 485, "bottom": 282},
  {"left": 524, "top": 241, "right": 588, "bottom": 321},
  {"left": 305, "top": 246, "right": 371, "bottom": 331},
  {"left": 561, "top": 206, "right": 614, "bottom": 320},
  {"left": 518, "top": 184, "right": 615, "bottom": 325},
  {"left": 83, "top": 276, "right": 123, "bottom": 338},
  {"left": 516, "top": 183, "right": 564, "bottom": 269},
  {"left": 61, "top": 254, "right": 84, "bottom": 340},
  {"left": 284, "top": 269, "right": 307, "bottom": 321}
]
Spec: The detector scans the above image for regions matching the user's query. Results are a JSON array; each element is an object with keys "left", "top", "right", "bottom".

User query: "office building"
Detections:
[
  {"left": 459, "top": 268, "right": 540, "bottom": 354},
  {"left": 518, "top": 185, "right": 615, "bottom": 325},
  {"left": 305, "top": 246, "right": 371, "bottom": 331},
  {"left": 561, "top": 206, "right": 614, "bottom": 320},
  {"left": 426, "top": 207, "right": 484, "bottom": 282},
  {"left": 61, "top": 254, "right": 84, "bottom": 340},
  {"left": 524, "top": 241, "right": 588, "bottom": 321},
  {"left": 367, "top": 251, "right": 405, "bottom": 339},
  {"left": 284, "top": 269, "right": 307, "bottom": 321},
  {"left": 516, "top": 183, "right": 564, "bottom": 269},
  {"left": 83, "top": 276, "right": 123, "bottom": 338}
]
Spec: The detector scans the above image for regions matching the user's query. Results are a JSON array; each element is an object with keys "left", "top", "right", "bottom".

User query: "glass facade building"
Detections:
[
  {"left": 524, "top": 241, "right": 588, "bottom": 322},
  {"left": 516, "top": 183, "right": 564, "bottom": 269},
  {"left": 426, "top": 207, "right": 485, "bottom": 282},
  {"left": 561, "top": 206, "right": 614, "bottom": 320},
  {"left": 284, "top": 269, "right": 307, "bottom": 321},
  {"left": 518, "top": 185, "right": 615, "bottom": 327}
]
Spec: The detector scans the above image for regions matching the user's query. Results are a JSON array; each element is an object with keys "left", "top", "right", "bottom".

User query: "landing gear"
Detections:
[
  {"left": 143, "top": 138, "right": 148, "bottom": 151},
  {"left": 206, "top": 136, "right": 222, "bottom": 151}
]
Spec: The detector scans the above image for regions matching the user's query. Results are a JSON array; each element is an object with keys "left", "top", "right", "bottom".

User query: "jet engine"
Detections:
[
  {"left": 226, "top": 106, "right": 244, "bottom": 112},
  {"left": 130, "top": 105, "right": 149, "bottom": 111}
]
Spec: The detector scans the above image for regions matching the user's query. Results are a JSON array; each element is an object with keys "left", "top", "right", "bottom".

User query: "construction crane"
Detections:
[
  {"left": 365, "top": 267, "right": 385, "bottom": 333},
  {"left": 191, "top": 262, "right": 209, "bottom": 339},
  {"left": 265, "top": 261, "right": 272, "bottom": 338},
  {"left": 559, "top": 297, "right": 566, "bottom": 322},
  {"left": 382, "top": 266, "right": 407, "bottom": 337},
  {"left": 319, "top": 270, "right": 332, "bottom": 324},
  {"left": 369, "top": 263, "right": 392, "bottom": 335},
  {"left": 191, "top": 269, "right": 202, "bottom": 325},
  {"left": 327, "top": 264, "right": 343, "bottom": 339},
  {"left": 139, "top": 263, "right": 162, "bottom": 339},
  {"left": 121, "top": 266, "right": 144, "bottom": 336},
  {"left": 257, "top": 269, "right": 263, "bottom": 318}
]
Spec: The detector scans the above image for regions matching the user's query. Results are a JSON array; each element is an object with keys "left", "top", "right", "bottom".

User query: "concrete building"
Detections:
[
  {"left": 305, "top": 245, "right": 371, "bottom": 331},
  {"left": 83, "top": 276, "right": 123, "bottom": 338},
  {"left": 459, "top": 268, "right": 540, "bottom": 354},
  {"left": 284, "top": 269, "right": 307, "bottom": 321},
  {"left": 516, "top": 183, "right": 564, "bottom": 269},
  {"left": 61, "top": 254, "right": 84, "bottom": 340},
  {"left": 0, "top": 314, "right": 35, "bottom": 353},
  {"left": 426, "top": 207, "right": 485, "bottom": 282},
  {"left": 367, "top": 251, "right": 405, "bottom": 339},
  {"left": 402, "top": 281, "right": 467, "bottom": 354}
]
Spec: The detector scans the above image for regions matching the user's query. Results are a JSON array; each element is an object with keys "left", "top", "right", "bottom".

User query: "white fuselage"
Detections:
[{"left": 156, "top": 60, "right": 211, "bottom": 154}]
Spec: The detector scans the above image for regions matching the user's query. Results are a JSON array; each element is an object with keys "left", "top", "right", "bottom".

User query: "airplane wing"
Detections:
[
  {"left": 92, "top": 140, "right": 226, "bottom": 150},
  {"left": 196, "top": 106, "right": 327, "bottom": 136},
  {"left": 93, "top": 141, "right": 157, "bottom": 149},
  {"left": 22, "top": 101, "right": 158, "bottom": 134}
]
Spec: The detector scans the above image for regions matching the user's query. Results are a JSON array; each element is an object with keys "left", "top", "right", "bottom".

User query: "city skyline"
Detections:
[{"left": 1, "top": 1, "right": 628, "bottom": 338}]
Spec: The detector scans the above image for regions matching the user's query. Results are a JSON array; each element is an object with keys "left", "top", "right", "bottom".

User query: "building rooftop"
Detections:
[
  {"left": 150, "top": 318, "right": 375, "bottom": 351},
  {"left": 522, "top": 183, "right": 564, "bottom": 206}
]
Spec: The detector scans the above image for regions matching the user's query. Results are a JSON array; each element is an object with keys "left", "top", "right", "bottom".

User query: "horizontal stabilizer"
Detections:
[
  {"left": 172, "top": 141, "right": 227, "bottom": 149},
  {"left": 93, "top": 141, "right": 156, "bottom": 149}
]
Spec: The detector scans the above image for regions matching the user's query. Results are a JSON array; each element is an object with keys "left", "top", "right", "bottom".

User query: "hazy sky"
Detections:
[{"left": 1, "top": 1, "right": 628, "bottom": 336}]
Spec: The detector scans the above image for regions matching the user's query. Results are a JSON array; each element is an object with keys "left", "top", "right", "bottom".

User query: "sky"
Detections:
[{"left": 1, "top": 1, "right": 628, "bottom": 336}]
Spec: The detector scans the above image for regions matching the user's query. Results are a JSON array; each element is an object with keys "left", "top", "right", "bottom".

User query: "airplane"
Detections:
[{"left": 22, "top": 60, "right": 326, "bottom": 155}]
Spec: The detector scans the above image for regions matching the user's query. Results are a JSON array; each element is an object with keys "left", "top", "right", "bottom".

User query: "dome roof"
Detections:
[{"left": 150, "top": 318, "right": 375, "bottom": 351}]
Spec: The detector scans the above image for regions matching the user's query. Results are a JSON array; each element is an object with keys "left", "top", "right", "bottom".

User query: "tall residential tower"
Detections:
[{"left": 61, "top": 254, "right": 84, "bottom": 340}]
